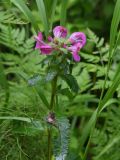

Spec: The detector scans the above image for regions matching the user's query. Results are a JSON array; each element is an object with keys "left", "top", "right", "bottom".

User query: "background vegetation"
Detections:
[{"left": 0, "top": 0, "right": 120, "bottom": 159}]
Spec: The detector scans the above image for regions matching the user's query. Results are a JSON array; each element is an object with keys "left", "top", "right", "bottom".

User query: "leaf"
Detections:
[
  {"left": 53, "top": 117, "right": 70, "bottom": 160},
  {"left": 44, "top": 0, "right": 53, "bottom": 18},
  {"left": 109, "top": 0, "right": 120, "bottom": 54},
  {"left": 57, "top": 88, "right": 73, "bottom": 99},
  {"left": 60, "top": 0, "right": 68, "bottom": 26},
  {"left": 50, "top": 0, "right": 58, "bottom": 30},
  {"left": 33, "top": 85, "right": 50, "bottom": 109},
  {"left": 96, "top": 135, "right": 120, "bottom": 159},
  {"left": 0, "top": 62, "right": 9, "bottom": 107},
  {"left": 45, "top": 70, "right": 57, "bottom": 82},
  {"left": 79, "top": 109, "right": 97, "bottom": 150},
  {"left": 36, "top": 0, "right": 49, "bottom": 36},
  {"left": 28, "top": 75, "right": 42, "bottom": 86},
  {"left": 0, "top": 10, "right": 27, "bottom": 24},
  {"left": 0, "top": 62, "right": 8, "bottom": 90},
  {"left": 61, "top": 74, "right": 79, "bottom": 93},
  {"left": 11, "top": 0, "right": 38, "bottom": 31},
  {"left": 99, "top": 64, "right": 120, "bottom": 113},
  {"left": 80, "top": 52, "right": 100, "bottom": 63},
  {"left": 79, "top": 64, "right": 120, "bottom": 152},
  {"left": 96, "top": 38, "right": 104, "bottom": 48},
  {"left": 0, "top": 116, "right": 45, "bottom": 135}
]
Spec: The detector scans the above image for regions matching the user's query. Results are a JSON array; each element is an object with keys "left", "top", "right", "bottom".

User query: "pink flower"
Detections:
[
  {"left": 35, "top": 32, "right": 53, "bottom": 54},
  {"left": 69, "top": 32, "right": 86, "bottom": 47},
  {"left": 34, "top": 27, "right": 87, "bottom": 62},
  {"left": 53, "top": 26, "right": 67, "bottom": 38},
  {"left": 68, "top": 43, "right": 82, "bottom": 62}
]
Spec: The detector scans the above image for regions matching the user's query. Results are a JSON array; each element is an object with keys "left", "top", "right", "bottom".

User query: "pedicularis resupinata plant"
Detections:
[
  {"left": 1, "top": 0, "right": 120, "bottom": 159},
  {"left": 34, "top": 26, "right": 86, "bottom": 159}
]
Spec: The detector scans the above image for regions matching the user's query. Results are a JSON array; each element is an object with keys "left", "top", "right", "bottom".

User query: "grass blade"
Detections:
[
  {"left": 99, "top": 64, "right": 120, "bottom": 113},
  {"left": 95, "top": 135, "right": 120, "bottom": 159},
  {"left": 60, "top": 0, "right": 68, "bottom": 26},
  {"left": 11, "top": 0, "right": 39, "bottom": 32},
  {"left": 44, "top": 0, "right": 53, "bottom": 19},
  {"left": 36, "top": 0, "right": 49, "bottom": 36},
  {"left": 50, "top": 0, "right": 58, "bottom": 31},
  {"left": 109, "top": 0, "right": 120, "bottom": 54},
  {"left": 34, "top": 86, "right": 50, "bottom": 109},
  {"left": 79, "top": 109, "right": 97, "bottom": 149}
]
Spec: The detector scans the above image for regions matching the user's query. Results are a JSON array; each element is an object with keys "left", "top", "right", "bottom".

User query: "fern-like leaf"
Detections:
[{"left": 0, "top": 10, "right": 27, "bottom": 24}]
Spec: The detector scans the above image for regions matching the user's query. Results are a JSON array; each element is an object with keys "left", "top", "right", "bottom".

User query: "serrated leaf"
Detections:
[
  {"left": 53, "top": 117, "right": 70, "bottom": 160},
  {"left": 61, "top": 74, "right": 79, "bottom": 93},
  {"left": 45, "top": 70, "right": 57, "bottom": 82}
]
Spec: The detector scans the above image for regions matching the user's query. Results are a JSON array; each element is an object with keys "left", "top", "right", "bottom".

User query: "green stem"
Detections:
[
  {"left": 48, "top": 76, "right": 58, "bottom": 160},
  {"left": 50, "top": 76, "right": 58, "bottom": 110},
  {"left": 48, "top": 127, "right": 52, "bottom": 160}
]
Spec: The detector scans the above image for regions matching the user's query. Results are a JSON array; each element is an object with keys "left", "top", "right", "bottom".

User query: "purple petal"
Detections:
[
  {"left": 72, "top": 52, "right": 81, "bottom": 62},
  {"left": 35, "top": 32, "right": 46, "bottom": 48},
  {"left": 69, "top": 32, "right": 86, "bottom": 47},
  {"left": 68, "top": 43, "right": 82, "bottom": 53},
  {"left": 40, "top": 45, "right": 53, "bottom": 54},
  {"left": 48, "top": 36, "right": 53, "bottom": 42},
  {"left": 34, "top": 32, "right": 43, "bottom": 41},
  {"left": 53, "top": 26, "right": 67, "bottom": 38},
  {"left": 35, "top": 41, "right": 41, "bottom": 49}
]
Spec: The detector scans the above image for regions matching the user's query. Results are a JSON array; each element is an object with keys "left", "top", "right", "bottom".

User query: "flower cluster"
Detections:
[{"left": 35, "top": 26, "right": 86, "bottom": 62}]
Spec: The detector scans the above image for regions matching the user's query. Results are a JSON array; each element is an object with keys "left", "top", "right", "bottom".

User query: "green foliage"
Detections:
[
  {"left": 36, "top": 0, "right": 49, "bottom": 36},
  {"left": 0, "top": 0, "right": 120, "bottom": 160},
  {"left": 11, "top": 0, "right": 39, "bottom": 31},
  {"left": 91, "top": 106, "right": 120, "bottom": 160},
  {"left": 0, "top": 10, "right": 27, "bottom": 24}
]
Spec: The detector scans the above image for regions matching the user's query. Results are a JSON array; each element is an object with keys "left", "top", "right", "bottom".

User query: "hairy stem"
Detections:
[{"left": 48, "top": 76, "right": 58, "bottom": 160}]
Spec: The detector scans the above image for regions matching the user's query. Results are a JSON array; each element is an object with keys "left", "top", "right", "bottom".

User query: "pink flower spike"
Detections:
[
  {"left": 53, "top": 26, "right": 68, "bottom": 38},
  {"left": 69, "top": 32, "right": 86, "bottom": 47},
  {"left": 40, "top": 45, "right": 53, "bottom": 54}
]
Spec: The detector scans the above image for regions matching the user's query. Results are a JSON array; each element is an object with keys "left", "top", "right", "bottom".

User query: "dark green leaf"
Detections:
[{"left": 61, "top": 74, "right": 79, "bottom": 93}]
